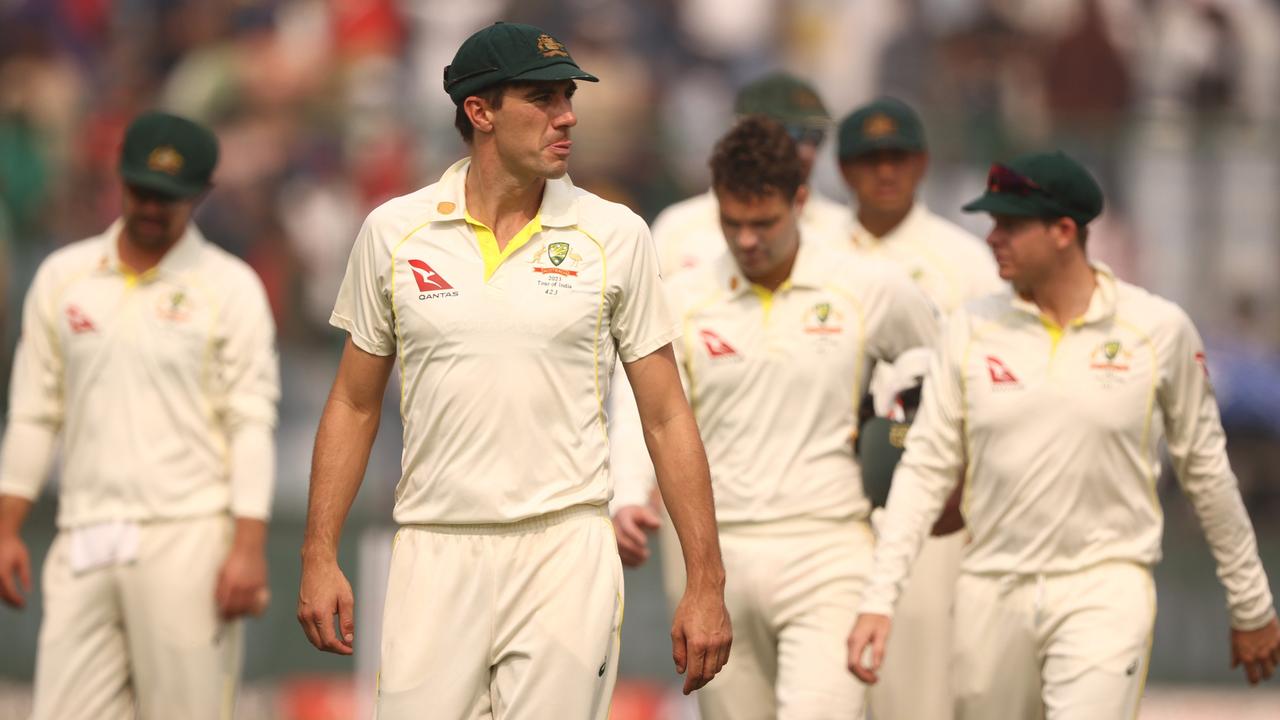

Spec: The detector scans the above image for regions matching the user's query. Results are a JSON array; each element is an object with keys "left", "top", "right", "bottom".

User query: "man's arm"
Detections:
[
  {"left": 0, "top": 495, "right": 33, "bottom": 608},
  {"left": 623, "top": 343, "right": 731, "bottom": 695},
  {"left": 606, "top": 366, "right": 661, "bottom": 566},
  {"left": 297, "top": 338, "right": 394, "bottom": 655},
  {"left": 1161, "top": 312, "right": 1278, "bottom": 683}
]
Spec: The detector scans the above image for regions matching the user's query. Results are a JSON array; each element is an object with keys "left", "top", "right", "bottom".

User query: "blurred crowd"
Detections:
[{"left": 1, "top": 0, "right": 1279, "bottom": 510}]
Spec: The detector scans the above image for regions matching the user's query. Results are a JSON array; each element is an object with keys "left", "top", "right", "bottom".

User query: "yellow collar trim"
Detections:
[{"left": 464, "top": 210, "right": 543, "bottom": 282}]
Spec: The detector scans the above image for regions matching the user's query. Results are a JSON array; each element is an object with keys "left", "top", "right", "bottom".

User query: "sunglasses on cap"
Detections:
[
  {"left": 985, "top": 163, "right": 1049, "bottom": 197},
  {"left": 786, "top": 125, "right": 826, "bottom": 147}
]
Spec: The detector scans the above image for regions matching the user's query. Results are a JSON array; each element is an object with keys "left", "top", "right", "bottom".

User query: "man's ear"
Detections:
[
  {"left": 794, "top": 184, "right": 810, "bottom": 213},
  {"left": 464, "top": 96, "right": 495, "bottom": 135}
]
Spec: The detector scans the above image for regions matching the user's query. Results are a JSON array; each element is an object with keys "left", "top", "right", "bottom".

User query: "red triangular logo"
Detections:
[
  {"left": 699, "top": 329, "right": 738, "bottom": 358},
  {"left": 986, "top": 355, "right": 1019, "bottom": 385},
  {"left": 66, "top": 305, "right": 96, "bottom": 334},
  {"left": 408, "top": 260, "right": 454, "bottom": 292}
]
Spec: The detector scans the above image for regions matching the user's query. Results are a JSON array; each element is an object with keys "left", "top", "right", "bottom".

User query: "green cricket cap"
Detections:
[
  {"left": 962, "top": 150, "right": 1104, "bottom": 227},
  {"left": 734, "top": 72, "right": 830, "bottom": 128},
  {"left": 859, "top": 417, "right": 910, "bottom": 508},
  {"left": 837, "top": 97, "right": 926, "bottom": 160},
  {"left": 118, "top": 112, "right": 219, "bottom": 199},
  {"left": 443, "top": 22, "right": 598, "bottom": 105}
]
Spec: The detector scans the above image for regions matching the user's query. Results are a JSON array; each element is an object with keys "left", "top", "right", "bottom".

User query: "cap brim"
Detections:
[
  {"left": 510, "top": 61, "right": 598, "bottom": 84},
  {"left": 961, "top": 192, "right": 1044, "bottom": 217},
  {"left": 120, "top": 166, "right": 206, "bottom": 199},
  {"left": 840, "top": 136, "right": 924, "bottom": 160}
]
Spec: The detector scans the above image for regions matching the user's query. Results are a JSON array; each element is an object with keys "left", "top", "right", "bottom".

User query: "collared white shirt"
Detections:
[
  {"left": 851, "top": 203, "right": 1002, "bottom": 315},
  {"left": 331, "top": 158, "right": 678, "bottom": 525},
  {"left": 619, "top": 239, "right": 936, "bottom": 524},
  {"left": 650, "top": 189, "right": 850, "bottom": 278},
  {"left": 0, "top": 220, "right": 279, "bottom": 527},
  {"left": 862, "top": 265, "right": 1276, "bottom": 630}
]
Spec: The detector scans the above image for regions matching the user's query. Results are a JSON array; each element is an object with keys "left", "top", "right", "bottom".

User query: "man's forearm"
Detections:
[
  {"left": 301, "top": 398, "right": 381, "bottom": 562},
  {"left": 0, "top": 495, "right": 33, "bottom": 537},
  {"left": 646, "top": 410, "right": 725, "bottom": 590}
]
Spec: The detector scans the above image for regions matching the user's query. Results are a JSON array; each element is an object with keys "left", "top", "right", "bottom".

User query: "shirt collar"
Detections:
[
  {"left": 850, "top": 202, "right": 926, "bottom": 249},
  {"left": 99, "top": 218, "right": 207, "bottom": 279},
  {"left": 428, "top": 157, "right": 580, "bottom": 228},
  {"left": 1008, "top": 262, "right": 1118, "bottom": 325}
]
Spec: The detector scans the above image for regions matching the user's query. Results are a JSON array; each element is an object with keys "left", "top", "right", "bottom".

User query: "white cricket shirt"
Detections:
[
  {"left": 666, "top": 240, "right": 937, "bottom": 524},
  {"left": 0, "top": 220, "right": 280, "bottom": 526},
  {"left": 862, "top": 266, "right": 1276, "bottom": 630},
  {"left": 331, "top": 158, "right": 678, "bottom": 525}
]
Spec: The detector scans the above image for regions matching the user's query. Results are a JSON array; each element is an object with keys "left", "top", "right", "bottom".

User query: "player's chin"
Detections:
[{"left": 541, "top": 159, "right": 570, "bottom": 179}]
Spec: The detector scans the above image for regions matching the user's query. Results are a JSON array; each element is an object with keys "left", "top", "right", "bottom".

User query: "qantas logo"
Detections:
[
  {"left": 699, "top": 329, "right": 738, "bottom": 359},
  {"left": 66, "top": 305, "right": 96, "bottom": 334},
  {"left": 986, "top": 355, "right": 1019, "bottom": 387},
  {"left": 407, "top": 259, "right": 458, "bottom": 299}
]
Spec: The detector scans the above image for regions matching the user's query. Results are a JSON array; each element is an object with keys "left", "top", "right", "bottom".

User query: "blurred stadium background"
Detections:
[{"left": 1, "top": 0, "right": 1279, "bottom": 718}]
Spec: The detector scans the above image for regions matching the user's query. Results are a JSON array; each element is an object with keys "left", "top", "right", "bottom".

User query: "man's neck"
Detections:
[
  {"left": 1019, "top": 254, "right": 1097, "bottom": 327},
  {"left": 464, "top": 151, "right": 545, "bottom": 247},
  {"left": 856, "top": 203, "right": 913, "bottom": 240},
  {"left": 117, "top": 230, "right": 178, "bottom": 275}
]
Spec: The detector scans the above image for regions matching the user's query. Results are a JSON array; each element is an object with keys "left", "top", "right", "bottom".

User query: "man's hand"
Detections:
[
  {"left": 1232, "top": 617, "right": 1280, "bottom": 684},
  {"left": 847, "top": 613, "right": 893, "bottom": 684},
  {"left": 214, "top": 545, "right": 269, "bottom": 619},
  {"left": 297, "top": 556, "right": 355, "bottom": 655},
  {"left": 0, "top": 533, "right": 31, "bottom": 609},
  {"left": 671, "top": 586, "right": 732, "bottom": 694},
  {"left": 613, "top": 505, "right": 661, "bottom": 567}
]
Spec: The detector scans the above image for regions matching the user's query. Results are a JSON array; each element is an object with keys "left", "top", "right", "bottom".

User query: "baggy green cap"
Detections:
[
  {"left": 837, "top": 97, "right": 926, "bottom": 159},
  {"left": 733, "top": 72, "right": 830, "bottom": 128},
  {"left": 962, "top": 150, "right": 1104, "bottom": 227},
  {"left": 859, "top": 417, "right": 910, "bottom": 508},
  {"left": 443, "top": 22, "right": 598, "bottom": 105},
  {"left": 118, "top": 112, "right": 218, "bottom": 199}
]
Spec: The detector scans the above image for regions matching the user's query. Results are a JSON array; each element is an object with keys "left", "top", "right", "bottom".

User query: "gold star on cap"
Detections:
[
  {"left": 537, "top": 34, "right": 569, "bottom": 58},
  {"left": 147, "top": 146, "right": 185, "bottom": 175},
  {"left": 862, "top": 113, "right": 897, "bottom": 138}
]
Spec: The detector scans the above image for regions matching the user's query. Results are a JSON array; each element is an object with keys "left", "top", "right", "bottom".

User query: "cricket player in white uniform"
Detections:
[
  {"left": 295, "top": 23, "right": 731, "bottom": 720},
  {"left": 836, "top": 97, "right": 1001, "bottom": 720},
  {"left": 849, "top": 151, "right": 1280, "bottom": 719},
  {"left": 618, "top": 115, "right": 938, "bottom": 719},
  {"left": 647, "top": 72, "right": 849, "bottom": 278},
  {"left": 0, "top": 112, "right": 280, "bottom": 719}
]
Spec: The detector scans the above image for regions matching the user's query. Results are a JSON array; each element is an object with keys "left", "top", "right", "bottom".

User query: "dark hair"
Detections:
[
  {"left": 710, "top": 115, "right": 805, "bottom": 201},
  {"left": 453, "top": 81, "right": 549, "bottom": 143}
]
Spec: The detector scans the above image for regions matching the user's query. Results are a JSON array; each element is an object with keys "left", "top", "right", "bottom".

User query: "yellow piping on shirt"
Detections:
[
  {"left": 389, "top": 220, "right": 435, "bottom": 422},
  {"left": 1116, "top": 318, "right": 1161, "bottom": 516},
  {"left": 575, "top": 227, "right": 609, "bottom": 442}
]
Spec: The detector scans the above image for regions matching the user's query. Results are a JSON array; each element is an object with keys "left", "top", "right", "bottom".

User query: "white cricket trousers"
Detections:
[
  {"left": 953, "top": 561, "right": 1155, "bottom": 720},
  {"left": 867, "top": 531, "right": 963, "bottom": 720},
  {"left": 31, "top": 514, "right": 241, "bottom": 720},
  {"left": 374, "top": 504, "right": 624, "bottom": 720},
  {"left": 693, "top": 517, "right": 874, "bottom": 720}
]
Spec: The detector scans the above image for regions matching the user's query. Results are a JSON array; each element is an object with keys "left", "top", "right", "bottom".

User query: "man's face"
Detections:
[
  {"left": 489, "top": 80, "right": 578, "bottom": 180},
  {"left": 121, "top": 184, "right": 196, "bottom": 250},
  {"left": 786, "top": 125, "right": 826, "bottom": 181},
  {"left": 984, "top": 214, "right": 1065, "bottom": 288},
  {"left": 716, "top": 188, "right": 802, "bottom": 284},
  {"left": 840, "top": 149, "right": 926, "bottom": 216}
]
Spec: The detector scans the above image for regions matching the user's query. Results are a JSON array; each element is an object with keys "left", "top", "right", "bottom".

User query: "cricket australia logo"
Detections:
[
  {"left": 529, "top": 241, "right": 582, "bottom": 295},
  {"left": 1089, "top": 339, "right": 1131, "bottom": 372},
  {"left": 156, "top": 289, "right": 192, "bottom": 322},
  {"left": 803, "top": 301, "right": 844, "bottom": 335}
]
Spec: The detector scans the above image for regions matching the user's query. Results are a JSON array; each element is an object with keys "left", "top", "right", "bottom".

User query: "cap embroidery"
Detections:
[
  {"left": 537, "top": 34, "right": 569, "bottom": 58},
  {"left": 147, "top": 146, "right": 184, "bottom": 175},
  {"left": 862, "top": 113, "right": 897, "bottom": 138}
]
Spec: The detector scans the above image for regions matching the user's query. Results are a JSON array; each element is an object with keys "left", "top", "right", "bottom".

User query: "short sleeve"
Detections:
[
  {"left": 610, "top": 218, "right": 680, "bottom": 363},
  {"left": 330, "top": 216, "right": 396, "bottom": 356}
]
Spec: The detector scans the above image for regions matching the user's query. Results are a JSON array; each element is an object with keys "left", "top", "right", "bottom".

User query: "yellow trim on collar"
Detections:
[
  {"left": 749, "top": 279, "right": 791, "bottom": 321},
  {"left": 464, "top": 210, "right": 543, "bottom": 282}
]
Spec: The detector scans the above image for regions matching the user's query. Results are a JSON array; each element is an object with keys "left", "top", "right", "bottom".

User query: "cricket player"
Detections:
[
  {"left": 647, "top": 72, "right": 850, "bottom": 278},
  {"left": 0, "top": 112, "right": 280, "bottom": 719},
  {"left": 836, "top": 97, "right": 1001, "bottom": 720},
  {"left": 848, "top": 150, "right": 1280, "bottom": 718},
  {"left": 295, "top": 22, "right": 731, "bottom": 719},
  {"left": 619, "top": 115, "right": 937, "bottom": 719}
]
